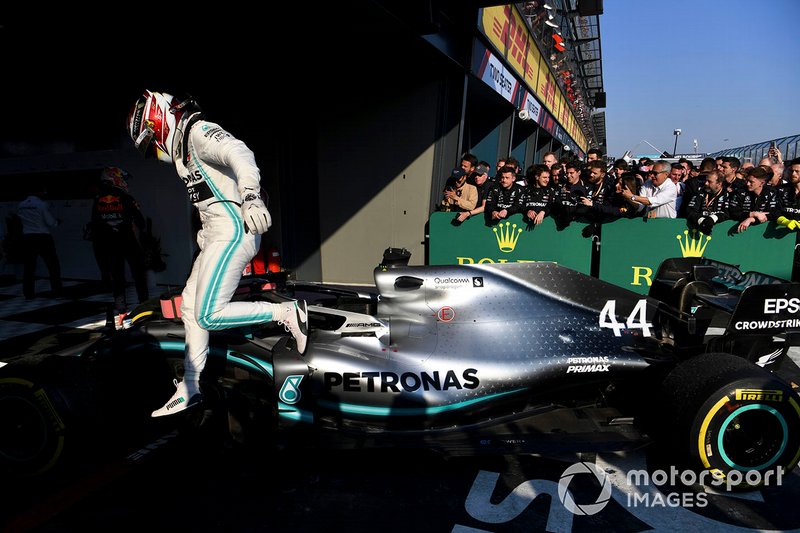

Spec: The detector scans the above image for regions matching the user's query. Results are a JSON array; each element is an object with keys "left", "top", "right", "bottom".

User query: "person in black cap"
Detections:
[
  {"left": 455, "top": 161, "right": 494, "bottom": 223},
  {"left": 440, "top": 168, "right": 477, "bottom": 213},
  {"left": 88, "top": 167, "right": 149, "bottom": 323}
]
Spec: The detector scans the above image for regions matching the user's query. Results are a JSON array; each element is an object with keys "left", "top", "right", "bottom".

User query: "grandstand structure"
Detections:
[{"left": 708, "top": 134, "right": 800, "bottom": 163}]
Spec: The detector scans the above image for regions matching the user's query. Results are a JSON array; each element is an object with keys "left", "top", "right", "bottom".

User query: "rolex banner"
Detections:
[
  {"left": 599, "top": 219, "right": 795, "bottom": 294},
  {"left": 428, "top": 214, "right": 796, "bottom": 294},
  {"left": 428, "top": 213, "right": 593, "bottom": 273}
]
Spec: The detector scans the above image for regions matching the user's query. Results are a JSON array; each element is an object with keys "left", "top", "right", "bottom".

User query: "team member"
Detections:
[
  {"left": 127, "top": 91, "right": 308, "bottom": 417},
  {"left": 552, "top": 161, "right": 589, "bottom": 227},
  {"left": 522, "top": 164, "right": 553, "bottom": 225},
  {"left": 728, "top": 166, "right": 782, "bottom": 233},
  {"left": 579, "top": 160, "right": 617, "bottom": 217},
  {"left": 684, "top": 170, "right": 730, "bottom": 234},
  {"left": 485, "top": 165, "right": 524, "bottom": 223}
]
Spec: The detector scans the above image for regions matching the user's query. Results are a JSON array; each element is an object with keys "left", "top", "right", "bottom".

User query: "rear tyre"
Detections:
[
  {"left": 661, "top": 352, "right": 800, "bottom": 489},
  {"left": 0, "top": 377, "right": 70, "bottom": 477}
]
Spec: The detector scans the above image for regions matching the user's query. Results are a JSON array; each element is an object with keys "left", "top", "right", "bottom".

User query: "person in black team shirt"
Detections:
[
  {"left": 579, "top": 160, "right": 617, "bottom": 219},
  {"left": 522, "top": 164, "right": 553, "bottom": 226},
  {"left": 552, "top": 161, "right": 589, "bottom": 227},
  {"left": 720, "top": 156, "right": 746, "bottom": 195},
  {"left": 729, "top": 166, "right": 782, "bottom": 233},
  {"left": 485, "top": 165, "right": 524, "bottom": 224},
  {"left": 680, "top": 170, "right": 708, "bottom": 219},
  {"left": 684, "top": 170, "right": 730, "bottom": 235}
]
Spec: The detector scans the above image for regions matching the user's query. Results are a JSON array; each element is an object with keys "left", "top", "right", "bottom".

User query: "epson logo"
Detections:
[{"left": 764, "top": 298, "right": 800, "bottom": 314}]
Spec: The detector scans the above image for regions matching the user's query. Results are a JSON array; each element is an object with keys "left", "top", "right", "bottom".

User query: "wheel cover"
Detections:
[{"left": 718, "top": 404, "right": 787, "bottom": 471}]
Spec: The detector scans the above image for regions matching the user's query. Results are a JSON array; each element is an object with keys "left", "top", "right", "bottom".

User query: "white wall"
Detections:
[{"left": 0, "top": 149, "right": 195, "bottom": 288}]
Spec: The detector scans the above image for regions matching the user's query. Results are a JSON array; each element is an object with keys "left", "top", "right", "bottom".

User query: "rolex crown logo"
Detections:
[
  {"left": 493, "top": 221, "right": 522, "bottom": 253},
  {"left": 676, "top": 229, "right": 711, "bottom": 257}
]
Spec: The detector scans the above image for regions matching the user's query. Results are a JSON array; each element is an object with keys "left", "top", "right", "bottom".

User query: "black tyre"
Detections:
[
  {"left": 0, "top": 376, "right": 70, "bottom": 477},
  {"left": 661, "top": 352, "right": 800, "bottom": 489}
]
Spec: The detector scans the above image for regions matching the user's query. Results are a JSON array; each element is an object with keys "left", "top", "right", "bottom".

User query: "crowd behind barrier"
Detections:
[
  {"left": 429, "top": 213, "right": 796, "bottom": 294},
  {"left": 430, "top": 151, "right": 800, "bottom": 294}
]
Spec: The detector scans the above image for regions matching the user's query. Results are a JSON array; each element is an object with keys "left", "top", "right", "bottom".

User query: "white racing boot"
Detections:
[
  {"left": 278, "top": 300, "right": 308, "bottom": 354},
  {"left": 151, "top": 379, "right": 203, "bottom": 417}
]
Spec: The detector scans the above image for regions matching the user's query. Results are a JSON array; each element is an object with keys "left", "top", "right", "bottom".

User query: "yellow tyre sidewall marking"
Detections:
[
  {"left": 0, "top": 376, "right": 66, "bottom": 474},
  {"left": 698, "top": 392, "right": 800, "bottom": 474},
  {"left": 698, "top": 395, "right": 729, "bottom": 469}
]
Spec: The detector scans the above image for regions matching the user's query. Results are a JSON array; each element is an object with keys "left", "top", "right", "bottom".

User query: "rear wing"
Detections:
[{"left": 727, "top": 283, "right": 800, "bottom": 335}]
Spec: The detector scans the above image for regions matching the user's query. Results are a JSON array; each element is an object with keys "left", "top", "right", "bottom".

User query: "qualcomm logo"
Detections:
[{"left": 493, "top": 221, "right": 523, "bottom": 253}]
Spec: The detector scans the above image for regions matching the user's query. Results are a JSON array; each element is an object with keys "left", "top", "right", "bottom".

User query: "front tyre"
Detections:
[{"left": 662, "top": 353, "right": 800, "bottom": 489}]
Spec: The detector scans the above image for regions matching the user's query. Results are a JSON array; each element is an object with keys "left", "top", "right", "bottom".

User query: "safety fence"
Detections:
[{"left": 428, "top": 213, "right": 797, "bottom": 294}]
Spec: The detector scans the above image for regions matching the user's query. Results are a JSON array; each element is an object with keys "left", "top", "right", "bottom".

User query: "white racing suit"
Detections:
[{"left": 173, "top": 114, "right": 285, "bottom": 387}]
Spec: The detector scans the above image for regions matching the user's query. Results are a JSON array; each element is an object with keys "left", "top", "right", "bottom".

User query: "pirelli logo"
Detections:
[{"left": 735, "top": 389, "right": 784, "bottom": 402}]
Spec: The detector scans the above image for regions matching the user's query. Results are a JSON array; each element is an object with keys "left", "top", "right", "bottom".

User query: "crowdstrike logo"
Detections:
[{"left": 557, "top": 462, "right": 612, "bottom": 515}]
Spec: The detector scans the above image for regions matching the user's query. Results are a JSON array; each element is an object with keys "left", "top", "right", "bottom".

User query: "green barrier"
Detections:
[
  {"left": 598, "top": 218, "right": 796, "bottom": 294},
  {"left": 428, "top": 213, "right": 796, "bottom": 293},
  {"left": 428, "top": 212, "right": 593, "bottom": 274}
]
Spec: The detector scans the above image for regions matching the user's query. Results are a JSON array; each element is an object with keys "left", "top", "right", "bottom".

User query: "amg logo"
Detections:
[
  {"left": 735, "top": 389, "right": 784, "bottom": 402},
  {"left": 345, "top": 322, "right": 382, "bottom": 328},
  {"left": 324, "top": 369, "right": 479, "bottom": 393}
]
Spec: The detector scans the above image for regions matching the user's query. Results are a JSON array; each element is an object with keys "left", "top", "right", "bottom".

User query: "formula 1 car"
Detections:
[{"left": 2, "top": 249, "right": 799, "bottom": 489}]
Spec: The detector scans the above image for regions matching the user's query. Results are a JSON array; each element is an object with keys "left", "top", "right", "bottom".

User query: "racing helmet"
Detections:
[
  {"left": 126, "top": 90, "right": 190, "bottom": 163},
  {"left": 100, "top": 166, "right": 131, "bottom": 192}
]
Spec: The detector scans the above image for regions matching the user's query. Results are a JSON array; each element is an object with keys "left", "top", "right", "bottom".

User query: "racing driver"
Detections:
[{"left": 126, "top": 90, "right": 308, "bottom": 417}]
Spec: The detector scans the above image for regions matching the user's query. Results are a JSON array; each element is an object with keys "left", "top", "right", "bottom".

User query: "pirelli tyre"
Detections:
[
  {"left": 661, "top": 353, "right": 800, "bottom": 489},
  {"left": 0, "top": 378, "right": 67, "bottom": 476},
  {"left": 0, "top": 356, "right": 93, "bottom": 478}
]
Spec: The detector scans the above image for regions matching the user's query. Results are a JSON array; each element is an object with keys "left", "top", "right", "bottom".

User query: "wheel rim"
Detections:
[
  {"left": 0, "top": 395, "right": 49, "bottom": 462},
  {"left": 718, "top": 404, "right": 787, "bottom": 471}
]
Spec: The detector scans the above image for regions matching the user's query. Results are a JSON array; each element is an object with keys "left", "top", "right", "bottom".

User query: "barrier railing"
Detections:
[{"left": 428, "top": 213, "right": 796, "bottom": 294}]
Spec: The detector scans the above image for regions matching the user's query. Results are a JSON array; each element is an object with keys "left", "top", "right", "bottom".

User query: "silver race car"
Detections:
[{"left": 2, "top": 249, "right": 799, "bottom": 489}]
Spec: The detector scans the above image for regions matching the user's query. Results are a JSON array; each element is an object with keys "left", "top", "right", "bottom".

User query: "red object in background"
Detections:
[
  {"left": 267, "top": 245, "right": 281, "bottom": 273},
  {"left": 552, "top": 33, "right": 565, "bottom": 52},
  {"left": 243, "top": 243, "right": 281, "bottom": 276}
]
